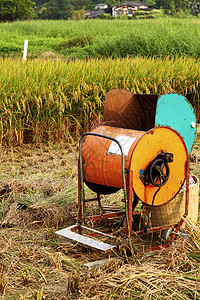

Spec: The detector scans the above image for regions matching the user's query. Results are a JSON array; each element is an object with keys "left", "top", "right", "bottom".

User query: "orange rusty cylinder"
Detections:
[{"left": 82, "top": 125, "right": 188, "bottom": 206}]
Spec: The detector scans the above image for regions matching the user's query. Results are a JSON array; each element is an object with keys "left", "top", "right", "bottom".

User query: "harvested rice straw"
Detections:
[
  {"left": 182, "top": 216, "right": 200, "bottom": 250},
  {"left": 80, "top": 263, "right": 200, "bottom": 299}
]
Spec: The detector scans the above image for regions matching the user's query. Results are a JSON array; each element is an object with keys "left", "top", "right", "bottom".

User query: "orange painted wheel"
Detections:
[{"left": 131, "top": 127, "right": 188, "bottom": 205}]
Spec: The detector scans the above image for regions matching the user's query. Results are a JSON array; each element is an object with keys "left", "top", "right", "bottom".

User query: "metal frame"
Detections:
[
  {"left": 56, "top": 133, "right": 190, "bottom": 253},
  {"left": 78, "top": 132, "right": 130, "bottom": 232},
  {"left": 77, "top": 132, "right": 190, "bottom": 251}
]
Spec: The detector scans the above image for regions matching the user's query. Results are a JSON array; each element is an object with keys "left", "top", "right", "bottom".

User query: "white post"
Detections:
[{"left": 23, "top": 40, "right": 28, "bottom": 60}]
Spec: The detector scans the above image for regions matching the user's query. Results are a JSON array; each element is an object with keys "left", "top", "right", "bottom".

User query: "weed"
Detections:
[
  {"left": 67, "top": 271, "right": 80, "bottom": 294},
  {"left": 21, "top": 267, "right": 30, "bottom": 286},
  {"left": 36, "top": 285, "right": 44, "bottom": 300},
  {"left": 19, "top": 245, "right": 32, "bottom": 258},
  {"left": 58, "top": 34, "right": 93, "bottom": 49},
  {"left": 48, "top": 252, "right": 62, "bottom": 269},
  {"left": 0, "top": 265, "right": 8, "bottom": 295}
]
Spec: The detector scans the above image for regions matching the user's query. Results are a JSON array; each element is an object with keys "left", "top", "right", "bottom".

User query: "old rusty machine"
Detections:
[{"left": 56, "top": 90, "right": 197, "bottom": 252}]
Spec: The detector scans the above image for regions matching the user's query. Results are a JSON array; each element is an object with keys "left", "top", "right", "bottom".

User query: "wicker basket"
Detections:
[{"left": 143, "top": 175, "right": 199, "bottom": 227}]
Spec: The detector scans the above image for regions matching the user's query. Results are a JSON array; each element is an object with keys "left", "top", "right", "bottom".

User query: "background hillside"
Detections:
[{"left": 0, "top": 0, "right": 198, "bottom": 21}]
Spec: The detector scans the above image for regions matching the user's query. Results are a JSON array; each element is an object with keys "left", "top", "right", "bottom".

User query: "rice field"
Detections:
[{"left": 0, "top": 56, "right": 200, "bottom": 146}]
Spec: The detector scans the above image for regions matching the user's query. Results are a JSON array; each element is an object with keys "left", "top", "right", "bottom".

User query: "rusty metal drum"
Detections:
[{"left": 82, "top": 125, "right": 188, "bottom": 206}]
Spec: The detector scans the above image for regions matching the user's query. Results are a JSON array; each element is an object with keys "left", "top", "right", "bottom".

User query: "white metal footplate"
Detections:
[{"left": 55, "top": 225, "right": 116, "bottom": 252}]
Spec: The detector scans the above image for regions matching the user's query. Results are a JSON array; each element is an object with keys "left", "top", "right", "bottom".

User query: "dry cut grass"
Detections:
[
  {"left": 78, "top": 220, "right": 200, "bottom": 299},
  {"left": 0, "top": 127, "right": 199, "bottom": 299},
  {"left": 0, "top": 217, "right": 200, "bottom": 299}
]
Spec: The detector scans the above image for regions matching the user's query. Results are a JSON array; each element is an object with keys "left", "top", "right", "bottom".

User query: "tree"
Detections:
[
  {"left": 70, "top": 0, "right": 92, "bottom": 10},
  {"left": 105, "top": 0, "right": 122, "bottom": 7},
  {"left": 155, "top": 0, "right": 190, "bottom": 14},
  {"left": 144, "top": 0, "right": 156, "bottom": 6},
  {"left": 0, "top": 0, "right": 35, "bottom": 21},
  {"left": 39, "top": 0, "right": 72, "bottom": 19},
  {"left": 175, "top": 0, "right": 190, "bottom": 13},
  {"left": 34, "top": 0, "right": 49, "bottom": 5},
  {"left": 155, "top": 0, "right": 175, "bottom": 12}
]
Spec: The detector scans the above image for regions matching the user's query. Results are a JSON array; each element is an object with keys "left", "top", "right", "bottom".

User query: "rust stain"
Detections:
[
  {"left": 148, "top": 130, "right": 154, "bottom": 135},
  {"left": 104, "top": 89, "right": 158, "bottom": 131}
]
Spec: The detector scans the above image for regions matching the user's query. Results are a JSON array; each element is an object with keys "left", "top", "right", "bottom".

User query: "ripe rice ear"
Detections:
[{"left": 0, "top": 56, "right": 199, "bottom": 146}]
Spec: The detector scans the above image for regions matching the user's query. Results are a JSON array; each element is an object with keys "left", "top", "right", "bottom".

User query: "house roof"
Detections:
[
  {"left": 113, "top": 1, "right": 151, "bottom": 8},
  {"left": 85, "top": 9, "right": 105, "bottom": 19}
]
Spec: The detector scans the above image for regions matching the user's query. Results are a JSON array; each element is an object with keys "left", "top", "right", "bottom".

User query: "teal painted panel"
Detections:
[{"left": 155, "top": 93, "right": 197, "bottom": 153}]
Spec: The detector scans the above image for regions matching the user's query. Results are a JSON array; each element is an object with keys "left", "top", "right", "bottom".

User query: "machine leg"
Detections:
[
  {"left": 78, "top": 161, "right": 82, "bottom": 233},
  {"left": 185, "top": 158, "right": 190, "bottom": 216},
  {"left": 97, "top": 193, "right": 104, "bottom": 217},
  {"left": 169, "top": 159, "right": 190, "bottom": 244},
  {"left": 126, "top": 170, "right": 133, "bottom": 237}
]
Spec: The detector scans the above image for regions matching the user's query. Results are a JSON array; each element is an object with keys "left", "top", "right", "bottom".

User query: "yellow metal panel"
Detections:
[{"left": 131, "top": 127, "right": 188, "bottom": 206}]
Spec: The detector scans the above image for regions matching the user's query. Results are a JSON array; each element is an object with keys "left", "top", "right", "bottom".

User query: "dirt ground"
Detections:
[{"left": 0, "top": 127, "right": 200, "bottom": 299}]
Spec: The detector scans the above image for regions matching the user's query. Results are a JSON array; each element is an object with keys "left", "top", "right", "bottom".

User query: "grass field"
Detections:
[{"left": 1, "top": 18, "right": 200, "bottom": 58}]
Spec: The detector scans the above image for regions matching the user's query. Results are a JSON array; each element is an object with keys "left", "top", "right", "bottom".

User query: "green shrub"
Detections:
[
  {"left": 175, "top": 9, "right": 190, "bottom": 18},
  {"left": 133, "top": 9, "right": 164, "bottom": 19},
  {"left": 116, "top": 15, "right": 129, "bottom": 19},
  {"left": 99, "top": 13, "right": 113, "bottom": 20},
  {"left": 71, "top": 9, "right": 85, "bottom": 21},
  {"left": 57, "top": 34, "right": 93, "bottom": 49}
]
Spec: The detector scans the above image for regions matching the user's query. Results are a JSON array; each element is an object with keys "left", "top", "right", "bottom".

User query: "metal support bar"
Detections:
[
  {"left": 84, "top": 198, "right": 100, "bottom": 202},
  {"left": 78, "top": 132, "right": 127, "bottom": 225},
  {"left": 80, "top": 225, "right": 116, "bottom": 239},
  {"left": 86, "top": 210, "right": 125, "bottom": 222},
  {"left": 132, "top": 224, "right": 176, "bottom": 237},
  {"left": 169, "top": 219, "right": 184, "bottom": 244},
  {"left": 126, "top": 169, "right": 133, "bottom": 237},
  {"left": 185, "top": 158, "right": 190, "bottom": 216},
  {"left": 169, "top": 158, "right": 190, "bottom": 244},
  {"left": 78, "top": 162, "right": 82, "bottom": 234},
  {"left": 144, "top": 244, "right": 170, "bottom": 252},
  {"left": 97, "top": 193, "right": 104, "bottom": 217}
]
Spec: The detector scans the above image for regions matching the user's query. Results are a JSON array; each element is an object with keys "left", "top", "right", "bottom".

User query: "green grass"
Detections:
[
  {"left": 0, "top": 56, "right": 200, "bottom": 146},
  {"left": 1, "top": 18, "right": 200, "bottom": 58}
]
